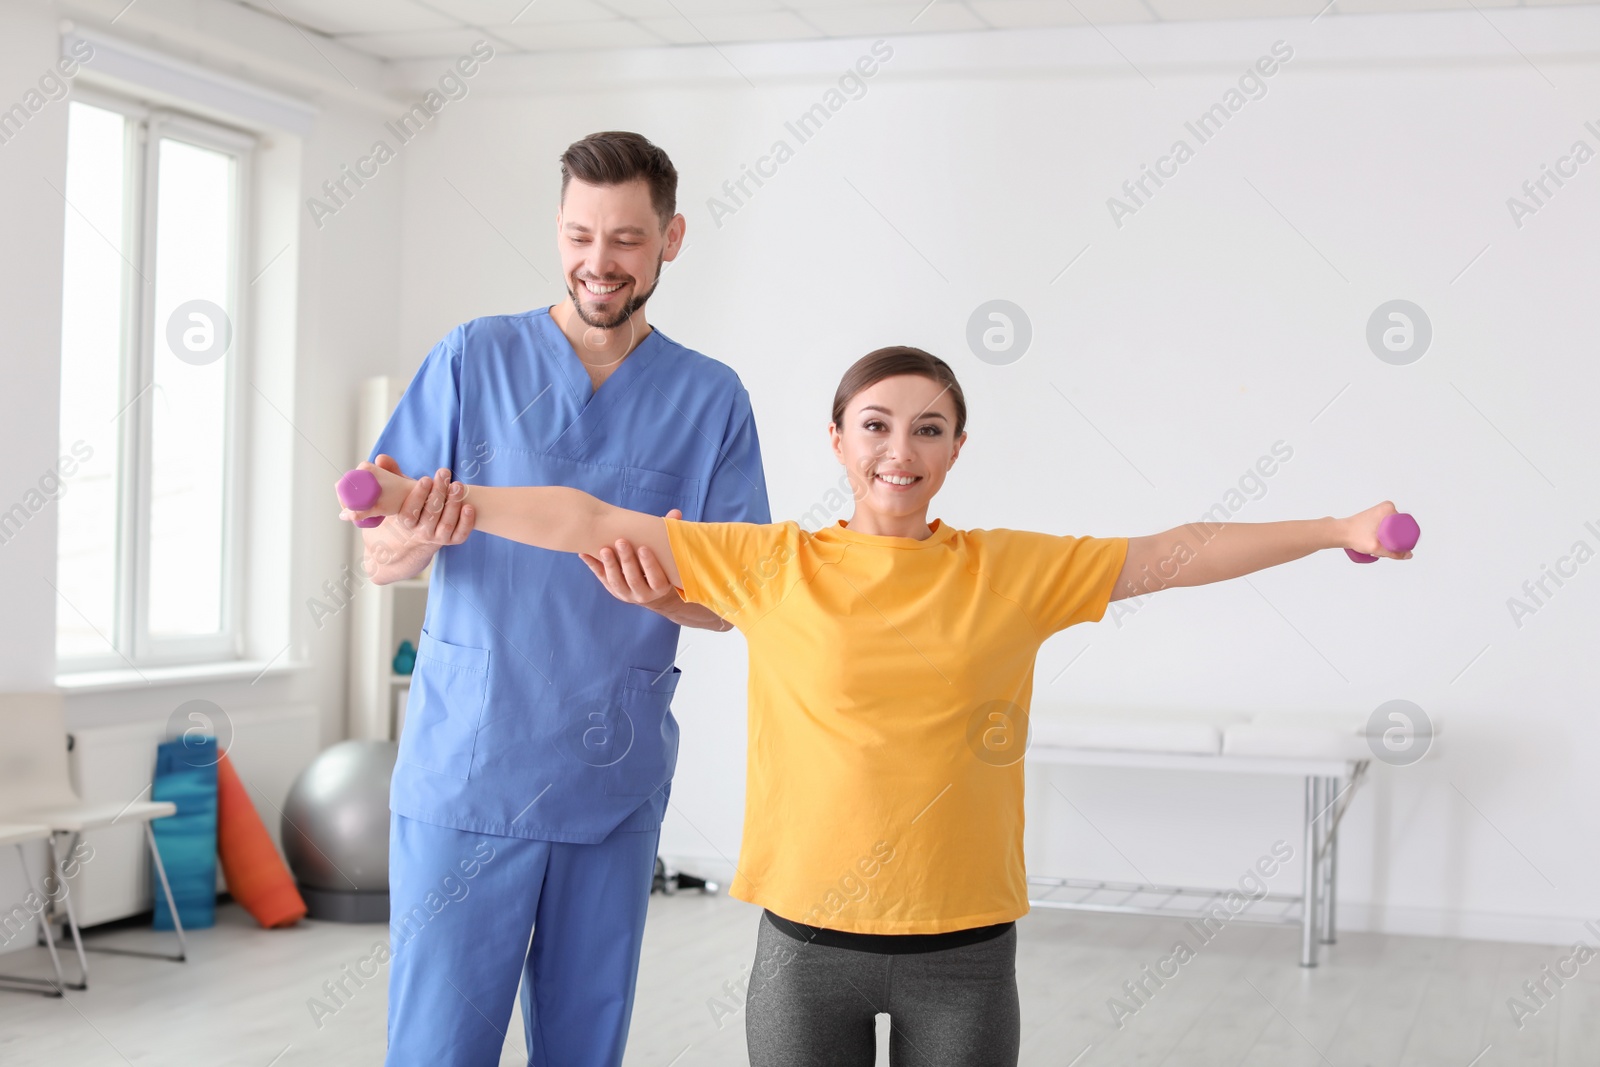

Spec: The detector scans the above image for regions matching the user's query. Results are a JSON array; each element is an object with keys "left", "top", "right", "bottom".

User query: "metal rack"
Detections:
[{"left": 1027, "top": 754, "right": 1369, "bottom": 967}]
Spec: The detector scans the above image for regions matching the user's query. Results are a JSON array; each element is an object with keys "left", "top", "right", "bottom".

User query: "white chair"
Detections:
[
  {"left": 0, "top": 822, "right": 69, "bottom": 997},
  {"left": 0, "top": 692, "right": 186, "bottom": 990}
]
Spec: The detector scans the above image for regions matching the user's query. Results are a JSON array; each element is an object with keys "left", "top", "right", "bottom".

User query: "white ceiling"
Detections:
[{"left": 235, "top": 0, "right": 1593, "bottom": 60}]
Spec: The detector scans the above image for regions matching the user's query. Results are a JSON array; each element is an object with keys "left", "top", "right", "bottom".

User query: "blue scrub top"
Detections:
[{"left": 371, "top": 307, "right": 770, "bottom": 843}]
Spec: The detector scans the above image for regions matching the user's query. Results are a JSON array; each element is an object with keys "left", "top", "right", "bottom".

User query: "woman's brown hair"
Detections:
[{"left": 831, "top": 346, "right": 968, "bottom": 437}]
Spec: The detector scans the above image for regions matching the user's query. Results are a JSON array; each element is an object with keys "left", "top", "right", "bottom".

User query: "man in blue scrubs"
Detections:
[{"left": 359, "top": 132, "right": 769, "bottom": 1066}]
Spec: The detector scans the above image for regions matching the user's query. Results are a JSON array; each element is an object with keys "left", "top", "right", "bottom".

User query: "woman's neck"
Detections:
[{"left": 843, "top": 507, "right": 935, "bottom": 540}]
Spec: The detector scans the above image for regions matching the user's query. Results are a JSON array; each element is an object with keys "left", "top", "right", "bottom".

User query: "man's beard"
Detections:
[{"left": 569, "top": 250, "right": 664, "bottom": 330}]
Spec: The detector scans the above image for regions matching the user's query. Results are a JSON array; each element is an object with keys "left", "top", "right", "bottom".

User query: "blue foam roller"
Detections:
[{"left": 150, "top": 735, "right": 219, "bottom": 930}]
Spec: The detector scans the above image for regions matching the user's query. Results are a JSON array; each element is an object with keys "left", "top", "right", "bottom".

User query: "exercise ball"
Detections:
[{"left": 281, "top": 739, "right": 397, "bottom": 922}]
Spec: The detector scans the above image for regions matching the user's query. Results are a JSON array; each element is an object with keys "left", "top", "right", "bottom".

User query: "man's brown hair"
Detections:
[{"left": 559, "top": 131, "right": 677, "bottom": 230}]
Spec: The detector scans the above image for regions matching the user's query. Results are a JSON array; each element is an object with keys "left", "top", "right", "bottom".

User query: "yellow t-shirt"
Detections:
[{"left": 663, "top": 517, "right": 1129, "bottom": 935}]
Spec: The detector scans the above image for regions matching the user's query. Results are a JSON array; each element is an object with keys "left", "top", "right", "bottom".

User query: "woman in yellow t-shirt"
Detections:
[{"left": 340, "top": 345, "right": 1413, "bottom": 1066}]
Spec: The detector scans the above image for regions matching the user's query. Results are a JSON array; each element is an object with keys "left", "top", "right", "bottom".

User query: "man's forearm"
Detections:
[{"left": 361, "top": 526, "right": 435, "bottom": 584}]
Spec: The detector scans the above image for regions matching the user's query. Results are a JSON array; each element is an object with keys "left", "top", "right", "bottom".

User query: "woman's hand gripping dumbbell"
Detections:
[{"left": 1345, "top": 506, "right": 1420, "bottom": 563}]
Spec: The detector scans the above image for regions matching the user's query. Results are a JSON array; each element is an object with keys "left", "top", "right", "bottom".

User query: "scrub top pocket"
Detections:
[
  {"left": 604, "top": 666, "right": 683, "bottom": 797},
  {"left": 400, "top": 631, "right": 491, "bottom": 780},
  {"left": 623, "top": 466, "right": 700, "bottom": 521}
]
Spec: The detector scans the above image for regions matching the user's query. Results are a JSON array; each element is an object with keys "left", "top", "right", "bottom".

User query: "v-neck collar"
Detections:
[{"left": 541, "top": 305, "right": 660, "bottom": 408}]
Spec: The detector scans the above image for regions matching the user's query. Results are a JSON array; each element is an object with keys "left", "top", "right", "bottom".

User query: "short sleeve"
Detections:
[
  {"left": 369, "top": 326, "right": 465, "bottom": 476},
  {"left": 979, "top": 530, "right": 1129, "bottom": 635},
  {"left": 663, "top": 519, "right": 800, "bottom": 629},
  {"left": 701, "top": 388, "right": 772, "bottom": 524}
]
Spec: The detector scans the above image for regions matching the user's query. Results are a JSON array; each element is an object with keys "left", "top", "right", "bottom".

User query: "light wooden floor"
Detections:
[{"left": 0, "top": 894, "right": 1594, "bottom": 1065}]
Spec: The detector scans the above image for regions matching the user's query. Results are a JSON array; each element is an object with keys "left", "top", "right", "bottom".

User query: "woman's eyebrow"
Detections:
[{"left": 860, "top": 405, "right": 948, "bottom": 421}]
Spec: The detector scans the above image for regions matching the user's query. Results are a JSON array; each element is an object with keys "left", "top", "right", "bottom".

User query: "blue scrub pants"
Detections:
[{"left": 385, "top": 813, "right": 661, "bottom": 1066}]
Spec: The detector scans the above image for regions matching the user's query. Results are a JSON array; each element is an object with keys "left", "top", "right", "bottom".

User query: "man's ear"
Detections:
[{"left": 663, "top": 213, "right": 687, "bottom": 259}]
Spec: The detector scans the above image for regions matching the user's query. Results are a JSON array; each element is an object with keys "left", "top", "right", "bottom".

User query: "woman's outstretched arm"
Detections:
[
  {"left": 1109, "top": 501, "right": 1412, "bottom": 602},
  {"left": 338, "top": 462, "right": 682, "bottom": 588}
]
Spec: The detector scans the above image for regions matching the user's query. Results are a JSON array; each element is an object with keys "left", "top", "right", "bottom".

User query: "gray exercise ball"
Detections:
[{"left": 281, "top": 739, "right": 397, "bottom": 922}]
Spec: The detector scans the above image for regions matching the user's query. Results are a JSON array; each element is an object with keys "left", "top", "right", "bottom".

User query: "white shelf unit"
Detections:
[{"left": 347, "top": 376, "right": 427, "bottom": 741}]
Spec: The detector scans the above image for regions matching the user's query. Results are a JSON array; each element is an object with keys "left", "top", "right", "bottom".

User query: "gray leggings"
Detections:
[{"left": 745, "top": 913, "right": 1021, "bottom": 1066}]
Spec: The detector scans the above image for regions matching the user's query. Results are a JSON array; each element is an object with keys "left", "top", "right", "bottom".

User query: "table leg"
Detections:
[
  {"left": 1300, "top": 775, "right": 1320, "bottom": 967},
  {"left": 1321, "top": 775, "right": 1338, "bottom": 945}
]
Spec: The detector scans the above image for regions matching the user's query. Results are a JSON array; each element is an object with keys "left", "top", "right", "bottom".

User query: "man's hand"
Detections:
[
  {"left": 580, "top": 510, "right": 732, "bottom": 631},
  {"left": 360, "top": 455, "right": 477, "bottom": 584},
  {"left": 376, "top": 455, "right": 476, "bottom": 545}
]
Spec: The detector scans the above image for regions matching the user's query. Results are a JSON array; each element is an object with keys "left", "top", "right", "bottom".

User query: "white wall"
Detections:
[
  {"left": 388, "top": 9, "right": 1600, "bottom": 944},
  {"left": 0, "top": 3, "right": 73, "bottom": 692}
]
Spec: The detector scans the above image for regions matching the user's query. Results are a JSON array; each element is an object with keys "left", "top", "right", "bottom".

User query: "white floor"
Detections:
[{"left": 0, "top": 893, "right": 1594, "bottom": 1065}]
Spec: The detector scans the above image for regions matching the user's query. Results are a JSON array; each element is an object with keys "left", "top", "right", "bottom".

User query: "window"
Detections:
[{"left": 56, "top": 94, "right": 253, "bottom": 670}]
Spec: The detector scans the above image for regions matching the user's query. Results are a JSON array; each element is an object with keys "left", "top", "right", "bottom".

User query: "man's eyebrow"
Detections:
[
  {"left": 860, "top": 404, "right": 948, "bottom": 421},
  {"left": 563, "top": 222, "right": 649, "bottom": 236}
]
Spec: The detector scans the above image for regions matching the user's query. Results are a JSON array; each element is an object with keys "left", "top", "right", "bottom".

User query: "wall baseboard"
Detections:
[{"left": 656, "top": 853, "right": 1598, "bottom": 949}]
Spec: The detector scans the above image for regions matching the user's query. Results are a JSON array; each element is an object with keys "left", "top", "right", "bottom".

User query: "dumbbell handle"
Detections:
[
  {"left": 1346, "top": 512, "right": 1419, "bottom": 564},
  {"left": 337, "top": 469, "right": 385, "bottom": 529}
]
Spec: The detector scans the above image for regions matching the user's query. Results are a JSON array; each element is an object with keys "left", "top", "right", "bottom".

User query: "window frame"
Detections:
[{"left": 59, "top": 88, "right": 256, "bottom": 672}]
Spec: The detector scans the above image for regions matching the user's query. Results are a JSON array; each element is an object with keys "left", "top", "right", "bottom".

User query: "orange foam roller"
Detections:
[{"left": 217, "top": 752, "right": 307, "bottom": 928}]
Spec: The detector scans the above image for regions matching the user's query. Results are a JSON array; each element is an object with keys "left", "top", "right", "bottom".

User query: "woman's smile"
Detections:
[{"left": 874, "top": 469, "right": 922, "bottom": 490}]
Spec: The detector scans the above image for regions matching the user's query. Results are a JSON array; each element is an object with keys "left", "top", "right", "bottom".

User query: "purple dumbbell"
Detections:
[
  {"left": 1346, "top": 512, "right": 1419, "bottom": 564},
  {"left": 337, "top": 469, "right": 384, "bottom": 528}
]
